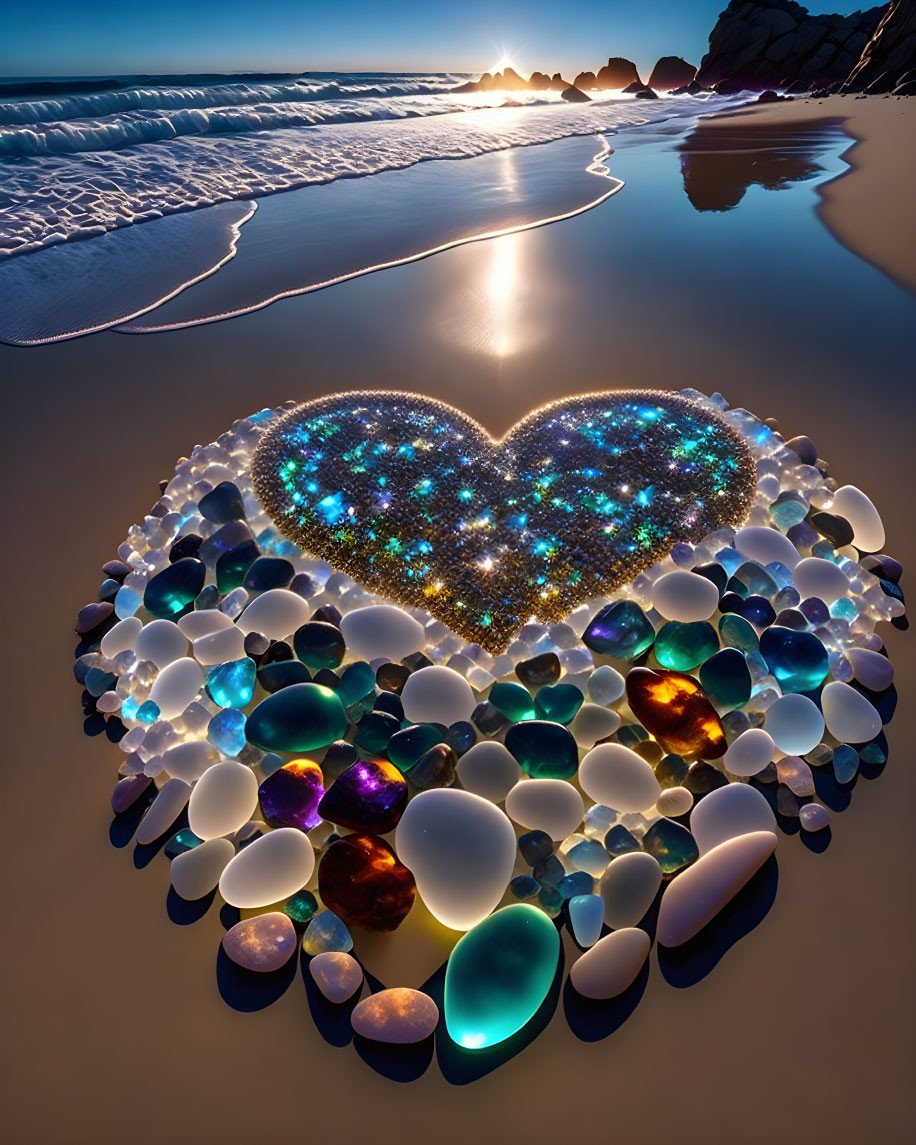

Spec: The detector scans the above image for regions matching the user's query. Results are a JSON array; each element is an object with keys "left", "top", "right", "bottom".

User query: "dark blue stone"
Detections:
[
  {"left": 559, "top": 872, "right": 594, "bottom": 900},
  {"left": 510, "top": 875, "right": 540, "bottom": 900},
  {"left": 833, "top": 744, "right": 859, "bottom": 784},
  {"left": 85, "top": 667, "right": 117, "bottom": 696},
  {"left": 199, "top": 481, "right": 246, "bottom": 524},
  {"left": 471, "top": 700, "right": 508, "bottom": 735},
  {"left": 446, "top": 720, "right": 477, "bottom": 756},
  {"left": 373, "top": 691, "right": 404, "bottom": 719},
  {"left": 216, "top": 541, "right": 260, "bottom": 593},
  {"left": 169, "top": 533, "right": 203, "bottom": 562},
  {"left": 519, "top": 829, "right": 554, "bottom": 866},
  {"left": 288, "top": 572, "right": 315, "bottom": 597},
  {"left": 143, "top": 558, "right": 206, "bottom": 619},
  {"left": 773, "top": 608, "right": 808, "bottom": 630},
  {"left": 311, "top": 603, "right": 343, "bottom": 627},
  {"left": 698, "top": 647, "right": 751, "bottom": 710},
  {"left": 582, "top": 600, "right": 656, "bottom": 659},
  {"left": 98, "top": 578, "right": 120, "bottom": 603},
  {"left": 759, "top": 626, "right": 829, "bottom": 693},
  {"left": 799, "top": 597, "right": 830, "bottom": 625},
  {"left": 243, "top": 557, "right": 295, "bottom": 592},
  {"left": 734, "top": 594, "right": 777, "bottom": 627},
  {"left": 194, "top": 585, "right": 221, "bottom": 611},
  {"left": 293, "top": 621, "right": 345, "bottom": 671},
  {"left": 604, "top": 824, "right": 640, "bottom": 856},
  {"left": 313, "top": 668, "right": 341, "bottom": 689},
  {"left": 533, "top": 854, "right": 566, "bottom": 887},
  {"left": 243, "top": 631, "right": 271, "bottom": 660},
  {"left": 199, "top": 520, "right": 254, "bottom": 567},
  {"left": 354, "top": 710, "right": 400, "bottom": 754},
  {"left": 691, "top": 562, "right": 728, "bottom": 594},
  {"left": 257, "top": 659, "right": 311, "bottom": 693}
]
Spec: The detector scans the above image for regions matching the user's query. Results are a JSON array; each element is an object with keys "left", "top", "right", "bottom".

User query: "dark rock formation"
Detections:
[
  {"left": 621, "top": 80, "right": 648, "bottom": 94},
  {"left": 648, "top": 56, "right": 699, "bottom": 90},
  {"left": 696, "top": 0, "right": 884, "bottom": 92},
  {"left": 573, "top": 70, "right": 599, "bottom": 89},
  {"left": 672, "top": 79, "right": 709, "bottom": 95},
  {"left": 561, "top": 84, "right": 592, "bottom": 102},
  {"left": 452, "top": 67, "right": 532, "bottom": 93},
  {"left": 843, "top": 0, "right": 916, "bottom": 91},
  {"left": 635, "top": 87, "right": 660, "bottom": 98},
  {"left": 529, "top": 71, "right": 552, "bottom": 89},
  {"left": 574, "top": 58, "right": 642, "bottom": 90}
]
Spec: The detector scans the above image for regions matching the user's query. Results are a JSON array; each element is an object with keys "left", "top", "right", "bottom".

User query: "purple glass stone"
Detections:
[
  {"left": 111, "top": 773, "right": 153, "bottom": 815},
  {"left": 317, "top": 758, "right": 408, "bottom": 834},
  {"left": 257, "top": 760, "right": 325, "bottom": 832}
]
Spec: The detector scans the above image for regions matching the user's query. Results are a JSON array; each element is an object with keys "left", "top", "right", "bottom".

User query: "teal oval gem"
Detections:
[
  {"left": 488, "top": 681, "right": 536, "bottom": 722},
  {"left": 245, "top": 683, "right": 348, "bottom": 752},
  {"left": 534, "top": 683, "right": 583, "bottom": 725},
  {"left": 387, "top": 723, "right": 443, "bottom": 772},
  {"left": 504, "top": 720, "right": 579, "bottom": 780},
  {"left": 444, "top": 904, "right": 560, "bottom": 1049},
  {"left": 206, "top": 657, "right": 257, "bottom": 709},
  {"left": 143, "top": 558, "right": 206, "bottom": 619},
  {"left": 719, "top": 613, "right": 759, "bottom": 653},
  {"left": 654, "top": 620, "right": 719, "bottom": 671},
  {"left": 699, "top": 647, "right": 752, "bottom": 710}
]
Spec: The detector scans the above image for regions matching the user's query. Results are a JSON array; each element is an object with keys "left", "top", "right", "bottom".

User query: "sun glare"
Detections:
[{"left": 491, "top": 54, "right": 516, "bottom": 73}]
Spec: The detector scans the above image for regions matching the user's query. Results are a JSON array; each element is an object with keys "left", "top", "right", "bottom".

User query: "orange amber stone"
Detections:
[
  {"left": 625, "top": 667, "right": 727, "bottom": 760},
  {"left": 318, "top": 833, "right": 416, "bottom": 932}
]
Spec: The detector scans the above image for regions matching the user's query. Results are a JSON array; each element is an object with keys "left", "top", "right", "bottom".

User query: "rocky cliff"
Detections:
[
  {"left": 696, "top": 0, "right": 884, "bottom": 91},
  {"left": 647, "top": 56, "right": 699, "bottom": 89},
  {"left": 573, "top": 58, "right": 642, "bottom": 89},
  {"left": 843, "top": 0, "right": 916, "bottom": 90}
]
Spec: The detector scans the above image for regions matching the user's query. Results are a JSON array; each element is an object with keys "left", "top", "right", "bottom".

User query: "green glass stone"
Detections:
[
  {"left": 719, "top": 613, "right": 759, "bottom": 653},
  {"left": 353, "top": 710, "right": 400, "bottom": 754},
  {"left": 488, "top": 681, "right": 536, "bottom": 722},
  {"left": 283, "top": 889, "right": 319, "bottom": 925},
  {"left": 215, "top": 540, "right": 260, "bottom": 593},
  {"left": 143, "top": 558, "right": 206, "bottom": 619},
  {"left": 444, "top": 904, "right": 560, "bottom": 1049},
  {"left": 642, "top": 818, "right": 699, "bottom": 874},
  {"left": 338, "top": 661, "right": 376, "bottom": 707},
  {"left": 654, "top": 621, "right": 719, "bottom": 671},
  {"left": 504, "top": 720, "right": 579, "bottom": 780},
  {"left": 387, "top": 723, "right": 444, "bottom": 772},
  {"left": 206, "top": 657, "right": 257, "bottom": 708},
  {"left": 245, "top": 683, "right": 348, "bottom": 752},
  {"left": 699, "top": 647, "right": 752, "bottom": 710},
  {"left": 533, "top": 683, "right": 583, "bottom": 725},
  {"left": 164, "top": 828, "right": 203, "bottom": 859}
]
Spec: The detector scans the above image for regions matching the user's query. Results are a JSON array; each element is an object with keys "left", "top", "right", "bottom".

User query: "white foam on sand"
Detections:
[{"left": 0, "top": 201, "right": 256, "bottom": 345}]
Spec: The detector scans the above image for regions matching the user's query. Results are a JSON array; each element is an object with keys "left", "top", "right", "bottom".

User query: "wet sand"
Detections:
[{"left": 0, "top": 106, "right": 913, "bottom": 1145}]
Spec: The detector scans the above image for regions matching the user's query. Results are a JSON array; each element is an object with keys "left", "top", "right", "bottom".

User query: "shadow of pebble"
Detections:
[
  {"left": 215, "top": 945, "right": 297, "bottom": 1012},
  {"left": 300, "top": 951, "right": 358, "bottom": 1047},
  {"left": 166, "top": 886, "right": 216, "bottom": 926},
  {"left": 799, "top": 825, "right": 832, "bottom": 854},
  {"left": 108, "top": 797, "right": 153, "bottom": 849},
  {"left": 563, "top": 957, "right": 650, "bottom": 1042},
  {"left": 813, "top": 767, "right": 851, "bottom": 813},
  {"left": 353, "top": 1033, "right": 434, "bottom": 1082},
  {"left": 132, "top": 807, "right": 189, "bottom": 870},
  {"left": 658, "top": 855, "right": 779, "bottom": 988}
]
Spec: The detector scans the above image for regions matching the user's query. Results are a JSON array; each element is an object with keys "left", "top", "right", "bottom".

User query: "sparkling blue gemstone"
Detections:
[
  {"left": 832, "top": 744, "right": 859, "bottom": 784},
  {"left": 206, "top": 657, "right": 257, "bottom": 708},
  {"left": 559, "top": 871, "right": 594, "bottom": 899},
  {"left": 114, "top": 585, "right": 142, "bottom": 619},
  {"left": 120, "top": 696, "right": 139, "bottom": 720},
  {"left": 734, "top": 594, "right": 777, "bottom": 627},
  {"left": 582, "top": 600, "right": 656, "bottom": 660},
  {"left": 136, "top": 700, "right": 160, "bottom": 723},
  {"left": 207, "top": 708, "right": 247, "bottom": 757},
  {"left": 510, "top": 875, "right": 540, "bottom": 900},
  {"left": 143, "top": 558, "right": 206, "bottom": 619},
  {"left": 446, "top": 720, "right": 477, "bottom": 756},
  {"left": 216, "top": 541, "right": 260, "bottom": 593},
  {"left": 759, "top": 626, "right": 829, "bottom": 693},
  {"left": 568, "top": 893, "right": 605, "bottom": 947}
]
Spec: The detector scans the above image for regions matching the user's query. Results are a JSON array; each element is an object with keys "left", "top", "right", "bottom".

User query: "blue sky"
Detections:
[{"left": 1, "top": 1, "right": 870, "bottom": 80}]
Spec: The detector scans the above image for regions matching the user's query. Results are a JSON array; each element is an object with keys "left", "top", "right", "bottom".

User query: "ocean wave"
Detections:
[{"left": 0, "top": 90, "right": 738, "bottom": 258}]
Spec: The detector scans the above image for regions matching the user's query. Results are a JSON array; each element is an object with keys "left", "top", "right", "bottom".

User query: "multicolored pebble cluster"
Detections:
[
  {"left": 252, "top": 391, "right": 756, "bottom": 651},
  {"left": 75, "top": 388, "right": 902, "bottom": 1056}
]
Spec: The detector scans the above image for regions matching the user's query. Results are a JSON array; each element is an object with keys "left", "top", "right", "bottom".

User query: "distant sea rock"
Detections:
[
  {"left": 574, "top": 58, "right": 642, "bottom": 90},
  {"left": 452, "top": 67, "right": 571, "bottom": 94},
  {"left": 634, "top": 87, "right": 660, "bottom": 99},
  {"left": 843, "top": 0, "right": 916, "bottom": 92},
  {"left": 648, "top": 56, "right": 698, "bottom": 90},
  {"left": 696, "top": 0, "right": 884, "bottom": 92},
  {"left": 561, "top": 85, "right": 592, "bottom": 102}
]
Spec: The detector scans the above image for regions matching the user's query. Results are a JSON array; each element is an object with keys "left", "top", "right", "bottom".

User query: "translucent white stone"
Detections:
[
  {"left": 400, "top": 665, "right": 476, "bottom": 725},
  {"left": 579, "top": 744, "right": 662, "bottom": 812},
  {"left": 570, "top": 928, "right": 650, "bottom": 1000},
  {"left": 170, "top": 837, "right": 235, "bottom": 900},
  {"left": 504, "top": 779, "right": 585, "bottom": 840},
  {"left": 845, "top": 648, "right": 894, "bottom": 691},
  {"left": 764, "top": 694, "right": 825, "bottom": 755},
  {"left": 178, "top": 609, "right": 234, "bottom": 639},
  {"left": 339, "top": 605, "right": 425, "bottom": 661},
  {"left": 218, "top": 827, "right": 315, "bottom": 908},
  {"left": 734, "top": 525, "right": 800, "bottom": 570},
  {"left": 689, "top": 783, "right": 777, "bottom": 854},
  {"left": 135, "top": 778, "right": 191, "bottom": 845},
  {"left": 656, "top": 831, "right": 778, "bottom": 946},
  {"left": 821, "top": 681, "right": 882, "bottom": 743},
  {"left": 236, "top": 588, "right": 311, "bottom": 639},
  {"left": 394, "top": 789, "right": 516, "bottom": 930},
  {"left": 456, "top": 741, "right": 521, "bottom": 802},
  {"left": 309, "top": 951, "right": 363, "bottom": 1003},
  {"left": 188, "top": 761, "right": 258, "bottom": 840},
  {"left": 97, "top": 691, "right": 122, "bottom": 713},
  {"left": 587, "top": 665, "right": 625, "bottom": 705},
  {"left": 100, "top": 616, "right": 142, "bottom": 658},
  {"left": 724, "top": 728, "right": 775, "bottom": 777},
  {"left": 148, "top": 657, "right": 204, "bottom": 719},
  {"left": 775, "top": 755, "right": 815, "bottom": 796},
  {"left": 599, "top": 851, "right": 662, "bottom": 928},
  {"left": 134, "top": 619, "right": 189, "bottom": 669},
  {"left": 651, "top": 570, "right": 720, "bottom": 622},
  {"left": 831, "top": 485, "right": 885, "bottom": 552},
  {"left": 799, "top": 803, "right": 830, "bottom": 831},
  {"left": 792, "top": 557, "right": 849, "bottom": 604},
  {"left": 568, "top": 894, "right": 605, "bottom": 947},
  {"left": 160, "top": 739, "right": 220, "bottom": 782},
  {"left": 192, "top": 625, "right": 246, "bottom": 666},
  {"left": 655, "top": 786, "right": 693, "bottom": 818},
  {"left": 570, "top": 703, "right": 622, "bottom": 748}
]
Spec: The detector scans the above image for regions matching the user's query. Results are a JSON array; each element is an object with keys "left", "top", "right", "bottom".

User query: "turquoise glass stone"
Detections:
[
  {"left": 642, "top": 818, "right": 699, "bottom": 874},
  {"left": 143, "top": 558, "right": 206, "bottom": 619},
  {"left": 488, "top": 681, "right": 536, "bottom": 722},
  {"left": 164, "top": 828, "right": 203, "bottom": 859},
  {"left": 120, "top": 696, "right": 139, "bottom": 720},
  {"left": 718, "top": 612, "right": 759, "bottom": 653},
  {"left": 302, "top": 910, "right": 353, "bottom": 955},
  {"left": 338, "top": 661, "right": 376, "bottom": 707},
  {"left": 504, "top": 720, "right": 578, "bottom": 780},
  {"left": 582, "top": 600, "right": 656, "bottom": 660},
  {"left": 283, "top": 889, "right": 319, "bottom": 926},
  {"left": 759, "top": 626, "right": 829, "bottom": 693},
  {"left": 206, "top": 657, "right": 257, "bottom": 709},
  {"left": 770, "top": 494, "right": 808, "bottom": 531},
  {"left": 699, "top": 647, "right": 752, "bottom": 710},
  {"left": 653, "top": 621, "right": 719, "bottom": 671},
  {"left": 568, "top": 893, "right": 604, "bottom": 948},
  {"left": 534, "top": 683, "right": 583, "bottom": 724},
  {"left": 207, "top": 708, "right": 247, "bottom": 757},
  {"left": 135, "top": 700, "right": 160, "bottom": 723},
  {"left": 833, "top": 743, "right": 859, "bottom": 783},
  {"left": 444, "top": 904, "right": 560, "bottom": 1049},
  {"left": 387, "top": 723, "right": 444, "bottom": 772},
  {"left": 353, "top": 710, "right": 400, "bottom": 753},
  {"left": 245, "top": 683, "right": 348, "bottom": 752},
  {"left": 114, "top": 585, "right": 141, "bottom": 619},
  {"left": 215, "top": 541, "right": 260, "bottom": 593}
]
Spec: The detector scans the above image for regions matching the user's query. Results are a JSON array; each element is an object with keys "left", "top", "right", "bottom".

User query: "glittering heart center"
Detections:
[{"left": 252, "top": 391, "right": 755, "bottom": 652}]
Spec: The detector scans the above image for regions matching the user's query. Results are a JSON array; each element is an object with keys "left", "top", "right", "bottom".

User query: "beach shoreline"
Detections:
[{"left": 699, "top": 95, "right": 916, "bottom": 293}]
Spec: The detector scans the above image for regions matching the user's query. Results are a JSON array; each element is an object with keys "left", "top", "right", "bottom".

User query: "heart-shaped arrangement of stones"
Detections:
[
  {"left": 73, "top": 388, "right": 902, "bottom": 1059},
  {"left": 252, "top": 391, "right": 757, "bottom": 652}
]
